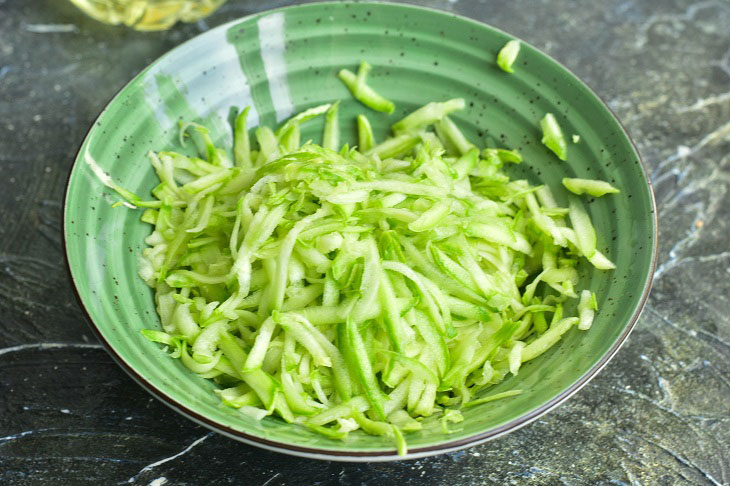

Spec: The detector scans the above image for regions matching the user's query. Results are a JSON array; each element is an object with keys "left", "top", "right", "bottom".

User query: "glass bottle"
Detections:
[{"left": 68, "top": 0, "right": 227, "bottom": 30}]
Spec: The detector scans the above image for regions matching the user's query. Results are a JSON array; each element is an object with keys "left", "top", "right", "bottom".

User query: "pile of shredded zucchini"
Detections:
[{"left": 113, "top": 60, "right": 620, "bottom": 455}]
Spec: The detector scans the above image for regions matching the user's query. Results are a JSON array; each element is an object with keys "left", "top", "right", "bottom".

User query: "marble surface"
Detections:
[{"left": 1, "top": 0, "right": 728, "bottom": 484}]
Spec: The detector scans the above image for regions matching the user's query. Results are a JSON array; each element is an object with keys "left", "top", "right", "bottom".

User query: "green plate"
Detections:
[{"left": 63, "top": 2, "right": 657, "bottom": 461}]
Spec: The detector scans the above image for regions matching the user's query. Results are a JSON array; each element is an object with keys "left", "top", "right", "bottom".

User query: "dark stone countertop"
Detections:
[{"left": 1, "top": 0, "right": 729, "bottom": 484}]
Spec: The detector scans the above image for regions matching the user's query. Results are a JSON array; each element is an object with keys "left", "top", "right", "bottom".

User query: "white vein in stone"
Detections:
[
  {"left": 0, "top": 342, "right": 103, "bottom": 358},
  {"left": 618, "top": 460, "right": 643, "bottom": 486},
  {"left": 127, "top": 433, "right": 213, "bottom": 484},
  {"left": 24, "top": 23, "right": 79, "bottom": 34},
  {"left": 0, "top": 429, "right": 35, "bottom": 444},
  {"left": 633, "top": 1, "right": 729, "bottom": 49},
  {"left": 711, "top": 46, "right": 730, "bottom": 78},
  {"left": 261, "top": 472, "right": 281, "bottom": 486},
  {"left": 654, "top": 250, "right": 730, "bottom": 279},
  {"left": 676, "top": 91, "right": 730, "bottom": 113},
  {"left": 653, "top": 119, "right": 730, "bottom": 177}
]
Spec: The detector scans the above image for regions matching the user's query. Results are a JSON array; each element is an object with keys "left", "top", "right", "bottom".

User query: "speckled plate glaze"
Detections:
[{"left": 63, "top": 2, "right": 657, "bottom": 461}]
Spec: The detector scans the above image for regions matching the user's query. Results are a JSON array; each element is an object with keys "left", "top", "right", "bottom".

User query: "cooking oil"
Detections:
[{"left": 68, "top": 0, "right": 226, "bottom": 30}]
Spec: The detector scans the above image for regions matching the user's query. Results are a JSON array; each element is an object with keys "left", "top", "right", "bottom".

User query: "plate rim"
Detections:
[{"left": 62, "top": 0, "right": 658, "bottom": 461}]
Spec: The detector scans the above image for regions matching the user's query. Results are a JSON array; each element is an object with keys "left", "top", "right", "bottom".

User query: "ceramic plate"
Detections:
[{"left": 64, "top": 2, "right": 657, "bottom": 461}]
